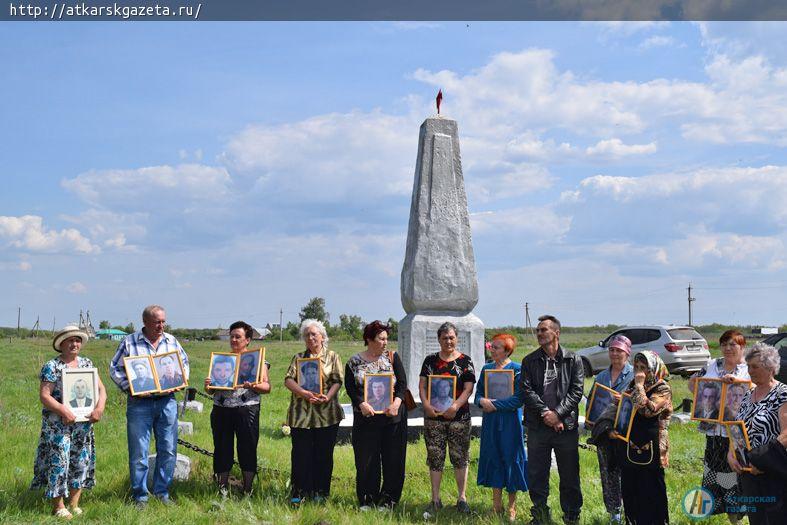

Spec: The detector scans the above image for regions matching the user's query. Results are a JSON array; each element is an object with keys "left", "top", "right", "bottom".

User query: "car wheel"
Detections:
[{"left": 582, "top": 358, "right": 593, "bottom": 378}]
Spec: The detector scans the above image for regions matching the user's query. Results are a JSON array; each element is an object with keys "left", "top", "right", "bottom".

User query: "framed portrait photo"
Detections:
[
  {"left": 235, "top": 348, "right": 264, "bottom": 386},
  {"left": 485, "top": 369, "right": 514, "bottom": 400},
  {"left": 296, "top": 357, "right": 322, "bottom": 395},
  {"left": 613, "top": 392, "right": 636, "bottom": 442},
  {"left": 62, "top": 368, "right": 99, "bottom": 422},
  {"left": 208, "top": 352, "right": 238, "bottom": 390},
  {"left": 152, "top": 351, "right": 187, "bottom": 392},
  {"left": 691, "top": 377, "right": 724, "bottom": 423},
  {"left": 725, "top": 421, "right": 753, "bottom": 472},
  {"left": 124, "top": 355, "right": 159, "bottom": 396},
  {"left": 586, "top": 383, "right": 617, "bottom": 426},
  {"left": 427, "top": 375, "right": 456, "bottom": 415},
  {"left": 364, "top": 373, "right": 394, "bottom": 414},
  {"left": 720, "top": 380, "right": 752, "bottom": 422}
]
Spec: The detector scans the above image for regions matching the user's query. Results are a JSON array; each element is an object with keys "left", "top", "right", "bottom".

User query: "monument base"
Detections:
[{"left": 399, "top": 311, "right": 485, "bottom": 401}]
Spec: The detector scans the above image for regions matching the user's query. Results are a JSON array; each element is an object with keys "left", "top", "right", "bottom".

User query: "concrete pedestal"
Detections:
[{"left": 145, "top": 453, "right": 191, "bottom": 491}]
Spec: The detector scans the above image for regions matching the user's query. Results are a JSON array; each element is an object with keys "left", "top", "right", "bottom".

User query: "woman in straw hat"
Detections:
[{"left": 31, "top": 325, "right": 107, "bottom": 519}]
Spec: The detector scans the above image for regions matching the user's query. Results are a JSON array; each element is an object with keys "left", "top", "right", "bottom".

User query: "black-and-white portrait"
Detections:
[
  {"left": 364, "top": 374, "right": 393, "bottom": 413},
  {"left": 297, "top": 357, "right": 322, "bottom": 394},
  {"left": 485, "top": 370, "right": 514, "bottom": 400},
  {"left": 62, "top": 368, "right": 98, "bottom": 422},
  {"left": 125, "top": 356, "right": 158, "bottom": 395},
  {"left": 692, "top": 378, "right": 723, "bottom": 422},
  {"left": 428, "top": 375, "right": 456, "bottom": 414},
  {"left": 153, "top": 352, "right": 186, "bottom": 391},
  {"left": 209, "top": 353, "right": 237, "bottom": 389}
]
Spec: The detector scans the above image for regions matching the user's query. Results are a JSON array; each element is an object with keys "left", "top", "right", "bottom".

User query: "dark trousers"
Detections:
[
  {"left": 351, "top": 418, "right": 408, "bottom": 506},
  {"left": 210, "top": 404, "right": 260, "bottom": 473},
  {"left": 290, "top": 424, "right": 339, "bottom": 499},
  {"left": 621, "top": 466, "right": 668, "bottom": 525},
  {"left": 739, "top": 472, "right": 785, "bottom": 525},
  {"left": 526, "top": 426, "right": 582, "bottom": 520}
]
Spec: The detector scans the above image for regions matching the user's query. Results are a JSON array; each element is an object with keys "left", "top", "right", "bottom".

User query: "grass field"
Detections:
[{"left": 0, "top": 333, "right": 735, "bottom": 524}]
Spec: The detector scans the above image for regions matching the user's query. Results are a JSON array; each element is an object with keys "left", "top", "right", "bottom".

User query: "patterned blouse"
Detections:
[
  {"left": 212, "top": 361, "right": 270, "bottom": 408},
  {"left": 693, "top": 358, "right": 749, "bottom": 437},
  {"left": 419, "top": 352, "right": 476, "bottom": 422},
  {"left": 630, "top": 380, "right": 673, "bottom": 468},
  {"left": 40, "top": 356, "right": 95, "bottom": 417},
  {"left": 736, "top": 381, "right": 787, "bottom": 449},
  {"left": 345, "top": 350, "right": 407, "bottom": 425},
  {"left": 284, "top": 349, "right": 344, "bottom": 429}
]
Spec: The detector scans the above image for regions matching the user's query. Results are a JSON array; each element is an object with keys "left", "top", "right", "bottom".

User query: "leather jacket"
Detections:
[{"left": 519, "top": 345, "right": 584, "bottom": 431}]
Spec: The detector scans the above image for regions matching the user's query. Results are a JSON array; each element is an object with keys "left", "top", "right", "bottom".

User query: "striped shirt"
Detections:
[
  {"left": 737, "top": 381, "right": 787, "bottom": 448},
  {"left": 109, "top": 330, "right": 190, "bottom": 392}
]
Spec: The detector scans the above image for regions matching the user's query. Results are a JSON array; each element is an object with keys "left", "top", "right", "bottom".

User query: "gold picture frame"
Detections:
[
  {"left": 124, "top": 355, "right": 160, "bottom": 396},
  {"left": 236, "top": 348, "right": 265, "bottom": 386},
  {"left": 484, "top": 369, "right": 514, "bottom": 400},
  {"left": 208, "top": 352, "right": 238, "bottom": 391},
  {"left": 586, "top": 383, "right": 617, "bottom": 426},
  {"left": 364, "top": 373, "right": 394, "bottom": 414},
  {"left": 720, "top": 380, "right": 753, "bottom": 422},
  {"left": 724, "top": 421, "right": 753, "bottom": 473},
  {"left": 296, "top": 356, "right": 323, "bottom": 395},
  {"left": 427, "top": 374, "right": 456, "bottom": 416},
  {"left": 691, "top": 377, "right": 724, "bottom": 423},
  {"left": 151, "top": 351, "right": 188, "bottom": 392},
  {"left": 613, "top": 392, "right": 636, "bottom": 442}
]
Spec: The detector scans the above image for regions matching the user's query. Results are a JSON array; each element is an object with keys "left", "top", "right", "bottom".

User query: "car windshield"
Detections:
[{"left": 667, "top": 328, "right": 704, "bottom": 341}]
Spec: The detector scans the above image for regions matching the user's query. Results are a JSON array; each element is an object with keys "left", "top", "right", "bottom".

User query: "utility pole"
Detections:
[
  {"left": 32, "top": 316, "right": 40, "bottom": 337},
  {"left": 279, "top": 308, "right": 283, "bottom": 342},
  {"left": 524, "top": 302, "right": 535, "bottom": 341},
  {"left": 17, "top": 306, "right": 22, "bottom": 337},
  {"left": 52, "top": 316, "right": 56, "bottom": 335},
  {"left": 687, "top": 283, "right": 696, "bottom": 326}
]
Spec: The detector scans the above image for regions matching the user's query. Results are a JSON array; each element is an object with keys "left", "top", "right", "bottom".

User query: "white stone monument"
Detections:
[{"left": 399, "top": 110, "right": 485, "bottom": 400}]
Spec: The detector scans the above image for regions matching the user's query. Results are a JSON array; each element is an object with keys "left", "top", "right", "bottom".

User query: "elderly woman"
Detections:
[
  {"left": 31, "top": 326, "right": 107, "bottom": 519},
  {"left": 611, "top": 351, "right": 672, "bottom": 525},
  {"left": 284, "top": 319, "right": 344, "bottom": 505},
  {"left": 344, "top": 320, "right": 408, "bottom": 509},
  {"left": 728, "top": 343, "right": 787, "bottom": 525},
  {"left": 205, "top": 320, "right": 270, "bottom": 497},
  {"left": 585, "top": 335, "right": 634, "bottom": 525},
  {"left": 687, "top": 329, "right": 749, "bottom": 521},
  {"left": 419, "top": 321, "right": 476, "bottom": 515},
  {"left": 476, "top": 333, "right": 528, "bottom": 522}
]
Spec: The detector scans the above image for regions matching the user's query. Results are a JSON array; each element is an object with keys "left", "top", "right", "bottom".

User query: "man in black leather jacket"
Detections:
[{"left": 520, "top": 315, "right": 584, "bottom": 525}]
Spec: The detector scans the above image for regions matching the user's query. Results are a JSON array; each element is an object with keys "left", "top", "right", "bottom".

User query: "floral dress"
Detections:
[{"left": 31, "top": 356, "right": 96, "bottom": 498}]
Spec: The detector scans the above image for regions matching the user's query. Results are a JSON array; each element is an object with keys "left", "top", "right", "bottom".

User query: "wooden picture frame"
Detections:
[
  {"left": 691, "top": 377, "right": 724, "bottom": 423},
  {"left": 586, "top": 383, "right": 617, "bottom": 426},
  {"left": 297, "top": 357, "right": 323, "bottom": 395},
  {"left": 485, "top": 369, "right": 515, "bottom": 400},
  {"left": 62, "top": 368, "right": 99, "bottom": 422},
  {"left": 208, "top": 352, "right": 238, "bottom": 391},
  {"left": 613, "top": 392, "right": 636, "bottom": 442},
  {"left": 235, "top": 348, "right": 265, "bottom": 387},
  {"left": 427, "top": 375, "right": 456, "bottom": 416},
  {"left": 152, "top": 351, "right": 188, "bottom": 392},
  {"left": 124, "top": 355, "right": 159, "bottom": 396},
  {"left": 364, "top": 373, "right": 394, "bottom": 414},
  {"left": 720, "top": 380, "right": 753, "bottom": 422},
  {"left": 724, "top": 421, "right": 753, "bottom": 472}
]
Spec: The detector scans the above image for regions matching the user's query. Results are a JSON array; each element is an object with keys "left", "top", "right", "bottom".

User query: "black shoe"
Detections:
[{"left": 455, "top": 499, "right": 471, "bottom": 514}]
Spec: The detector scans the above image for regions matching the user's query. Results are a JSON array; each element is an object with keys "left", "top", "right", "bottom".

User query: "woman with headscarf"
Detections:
[
  {"left": 31, "top": 326, "right": 108, "bottom": 519},
  {"left": 475, "top": 333, "right": 528, "bottom": 522},
  {"left": 688, "top": 330, "right": 749, "bottom": 522},
  {"left": 344, "top": 320, "right": 408, "bottom": 509},
  {"left": 283, "top": 319, "right": 344, "bottom": 505},
  {"left": 585, "top": 335, "right": 634, "bottom": 525},
  {"left": 610, "top": 350, "right": 672, "bottom": 525}
]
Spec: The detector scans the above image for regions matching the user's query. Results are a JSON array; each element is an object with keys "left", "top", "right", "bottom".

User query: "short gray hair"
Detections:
[
  {"left": 300, "top": 319, "right": 329, "bottom": 347},
  {"left": 437, "top": 322, "right": 457, "bottom": 339},
  {"left": 142, "top": 304, "right": 165, "bottom": 321},
  {"left": 538, "top": 314, "right": 561, "bottom": 331},
  {"left": 745, "top": 342, "right": 781, "bottom": 376}
]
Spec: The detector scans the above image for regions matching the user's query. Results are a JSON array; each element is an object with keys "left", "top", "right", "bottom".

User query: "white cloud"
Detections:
[
  {"left": 66, "top": 281, "right": 88, "bottom": 294},
  {"left": 470, "top": 206, "right": 571, "bottom": 239},
  {"left": 639, "top": 35, "right": 679, "bottom": 50},
  {"left": 585, "top": 138, "right": 657, "bottom": 158},
  {"left": 0, "top": 215, "right": 99, "bottom": 254}
]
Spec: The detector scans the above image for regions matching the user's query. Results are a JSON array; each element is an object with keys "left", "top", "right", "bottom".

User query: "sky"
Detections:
[{"left": 2, "top": 22, "right": 787, "bottom": 330}]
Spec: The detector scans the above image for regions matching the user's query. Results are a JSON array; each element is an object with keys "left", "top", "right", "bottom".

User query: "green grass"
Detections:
[{"left": 0, "top": 336, "right": 734, "bottom": 524}]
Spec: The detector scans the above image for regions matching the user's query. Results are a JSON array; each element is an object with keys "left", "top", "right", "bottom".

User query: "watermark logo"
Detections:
[{"left": 682, "top": 486, "right": 714, "bottom": 519}]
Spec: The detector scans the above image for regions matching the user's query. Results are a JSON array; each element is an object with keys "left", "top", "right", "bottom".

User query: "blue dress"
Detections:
[{"left": 474, "top": 361, "right": 528, "bottom": 492}]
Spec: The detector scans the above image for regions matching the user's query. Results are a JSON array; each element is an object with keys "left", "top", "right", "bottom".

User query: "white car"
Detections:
[{"left": 577, "top": 325, "right": 710, "bottom": 378}]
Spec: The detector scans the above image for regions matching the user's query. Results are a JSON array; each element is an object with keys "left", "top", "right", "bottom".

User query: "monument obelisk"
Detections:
[{"left": 399, "top": 92, "right": 485, "bottom": 399}]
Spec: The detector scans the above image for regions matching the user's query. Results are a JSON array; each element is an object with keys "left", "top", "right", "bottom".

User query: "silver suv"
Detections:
[{"left": 577, "top": 325, "right": 710, "bottom": 378}]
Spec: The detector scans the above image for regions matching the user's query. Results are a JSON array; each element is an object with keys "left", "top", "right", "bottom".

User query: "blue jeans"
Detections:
[{"left": 126, "top": 394, "right": 178, "bottom": 501}]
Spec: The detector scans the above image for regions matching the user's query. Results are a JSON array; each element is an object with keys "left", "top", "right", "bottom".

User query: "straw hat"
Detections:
[{"left": 52, "top": 325, "right": 88, "bottom": 352}]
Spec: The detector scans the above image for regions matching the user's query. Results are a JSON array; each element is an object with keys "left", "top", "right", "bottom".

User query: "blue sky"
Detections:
[{"left": 2, "top": 22, "right": 787, "bottom": 329}]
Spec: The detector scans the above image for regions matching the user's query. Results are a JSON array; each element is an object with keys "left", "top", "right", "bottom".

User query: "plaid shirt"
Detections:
[{"left": 109, "top": 330, "right": 190, "bottom": 392}]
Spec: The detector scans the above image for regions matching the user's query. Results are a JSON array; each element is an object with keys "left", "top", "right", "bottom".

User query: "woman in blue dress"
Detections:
[{"left": 476, "top": 333, "right": 528, "bottom": 521}]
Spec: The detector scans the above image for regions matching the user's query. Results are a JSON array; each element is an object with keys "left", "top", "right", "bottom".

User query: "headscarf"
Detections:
[
  {"left": 633, "top": 350, "right": 669, "bottom": 390},
  {"left": 608, "top": 334, "right": 632, "bottom": 356}
]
